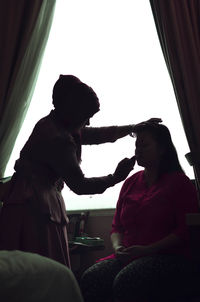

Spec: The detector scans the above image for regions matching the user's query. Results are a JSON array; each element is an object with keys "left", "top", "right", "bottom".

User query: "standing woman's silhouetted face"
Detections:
[
  {"left": 135, "top": 130, "right": 164, "bottom": 169},
  {"left": 71, "top": 115, "right": 92, "bottom": 132}
]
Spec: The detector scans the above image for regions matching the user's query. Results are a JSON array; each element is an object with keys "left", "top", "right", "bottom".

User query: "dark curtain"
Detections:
[
  {"left": 149, "top": 0, "right": 200, "bottom": 202},
  {"left": 0, "top": 0, "right": 56, "bottom": 177}
]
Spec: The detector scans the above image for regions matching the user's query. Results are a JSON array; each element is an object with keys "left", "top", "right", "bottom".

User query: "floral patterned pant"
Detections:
[{"left": 80, "top": 254, "right": 200, "bottom": 302}]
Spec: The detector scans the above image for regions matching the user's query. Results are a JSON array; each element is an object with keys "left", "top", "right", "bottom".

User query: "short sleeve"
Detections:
[{"left": 111, "top": 175, "right": 135, "bottom": 234}]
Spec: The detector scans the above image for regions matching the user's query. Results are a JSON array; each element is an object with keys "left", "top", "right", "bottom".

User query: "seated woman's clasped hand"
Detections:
[{"left": 115, "top": 245, "right": 153, "bottom": 263}]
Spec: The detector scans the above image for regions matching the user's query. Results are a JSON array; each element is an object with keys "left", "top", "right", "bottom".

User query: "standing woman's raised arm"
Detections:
[
  {"left": 81, "top": 125, "right": 135, "bottom": 145},
  {"left": 81, "top": 118, "right": 162, "bottom": 145}
]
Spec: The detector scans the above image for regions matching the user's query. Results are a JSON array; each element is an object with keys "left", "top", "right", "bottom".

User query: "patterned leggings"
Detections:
[{"left": 80, "top": 255, "right": 200, "bottom": 302}]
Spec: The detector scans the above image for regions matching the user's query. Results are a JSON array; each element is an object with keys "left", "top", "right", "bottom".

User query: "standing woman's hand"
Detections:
[
  {"left": 132, "top": 118, "right": 162, "bottom": 132},
  {"left": 113, "top": 156, "right": 136, "bottom": 183}
]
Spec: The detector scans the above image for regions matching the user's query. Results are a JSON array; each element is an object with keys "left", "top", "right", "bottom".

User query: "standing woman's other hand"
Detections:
[{"left": 113, "top": 156, "right": 136, "bottom": 183}]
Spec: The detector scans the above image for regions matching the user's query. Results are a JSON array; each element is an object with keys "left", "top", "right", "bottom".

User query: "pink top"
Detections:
[{"left": 100, "top": 170, "right": 199, "bottom": 262}]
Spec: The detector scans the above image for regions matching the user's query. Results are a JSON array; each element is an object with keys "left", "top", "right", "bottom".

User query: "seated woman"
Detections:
[{"left": 80, "top": 122, "right": 200, "bottom": 302}]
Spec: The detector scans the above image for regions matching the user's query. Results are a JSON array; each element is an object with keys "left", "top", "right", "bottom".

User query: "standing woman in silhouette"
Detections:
[{"left": 0, "top": 75, "right": 153, "bottom": 267}]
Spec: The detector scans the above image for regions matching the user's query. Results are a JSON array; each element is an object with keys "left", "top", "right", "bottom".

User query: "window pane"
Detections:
[{"left": 5, "top": 0, "right": 194, "bottom": 210}]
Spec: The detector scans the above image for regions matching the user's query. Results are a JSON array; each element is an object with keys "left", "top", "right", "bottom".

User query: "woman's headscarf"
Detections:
[{"left": 52, "top": 75, "right": 100, "bottom": 119}]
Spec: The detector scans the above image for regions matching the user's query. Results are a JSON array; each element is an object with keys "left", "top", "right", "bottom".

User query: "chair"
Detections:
[
  {"left": 67, "top": 211, "right": 90, "bottom": 242},
  {"left": 68, "top": 211, "right": 105, "bottom": 253},
  {"left": 67, "top": 211, "right": 105, "bottom": 281}
]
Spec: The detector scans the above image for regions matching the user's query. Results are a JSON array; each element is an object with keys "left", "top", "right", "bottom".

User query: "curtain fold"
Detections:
[
  {"left": 0, "top": 0, "right": 56, "bottom": 178},
  {"left": 149, "top": 0, "right": 200, "bottom": 202}
]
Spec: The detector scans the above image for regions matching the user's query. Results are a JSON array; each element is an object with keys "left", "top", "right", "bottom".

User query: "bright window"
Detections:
[{"left": 5, "top": 0, "right": 194, "bottom": 210}]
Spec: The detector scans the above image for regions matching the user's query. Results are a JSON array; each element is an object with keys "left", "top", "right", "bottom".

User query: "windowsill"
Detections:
[{"left": 67, "top": 208, "right": 115, "bottom": 217}]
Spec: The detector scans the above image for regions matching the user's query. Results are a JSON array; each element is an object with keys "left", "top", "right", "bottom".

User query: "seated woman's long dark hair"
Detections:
[{"left": 134, "top": 122, "right": 184, "bottom": 177}]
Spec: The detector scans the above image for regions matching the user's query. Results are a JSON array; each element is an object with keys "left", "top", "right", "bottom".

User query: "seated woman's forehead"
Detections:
[{"left": 136, "top": 131, "right": 155, "bottom": 143}]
